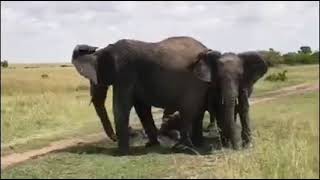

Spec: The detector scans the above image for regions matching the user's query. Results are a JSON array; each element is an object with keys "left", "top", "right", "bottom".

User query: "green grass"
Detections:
[
  {"left": 0, "top": 92, "right": 103, "bottom": 155},
  {"left": 253, "top": 64, "right": 319, "bottom": 97},
  {"left": 1, "top": 66, "right": 114, "bottom": 154},
  {"left": 2, "top": 91, "right": 319, "bottom": 178},
  {"left": 1, "top": 64, "right": 319, "bottom": 155}
]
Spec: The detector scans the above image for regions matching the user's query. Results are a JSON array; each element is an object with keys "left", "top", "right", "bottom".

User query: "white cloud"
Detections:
[{"left": 1, "top": 1, "right": 319, "bottom": 63}]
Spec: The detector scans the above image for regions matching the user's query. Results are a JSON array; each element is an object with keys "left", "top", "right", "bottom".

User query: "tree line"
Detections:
[
  {"left": 1, "top": 46, "right": 319, "bottom": 68},
  {"left": 259, "top": 46, "right": 319, "bottom": 67}
]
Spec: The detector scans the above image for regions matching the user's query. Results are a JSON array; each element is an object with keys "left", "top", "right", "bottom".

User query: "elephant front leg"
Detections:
[
  {"left": 113, "top": 86, "right": 133, "bottom": 155},
  {"left": 239, "top": 89, "right": 252, "bottom": 148},
  {"left": 134, "top": 102, "right": 160, "bottom": 147}
]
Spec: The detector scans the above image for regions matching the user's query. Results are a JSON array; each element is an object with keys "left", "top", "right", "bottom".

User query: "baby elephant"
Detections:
[{"left": 159, "top": 111, "right": 182, "bottom": 141}]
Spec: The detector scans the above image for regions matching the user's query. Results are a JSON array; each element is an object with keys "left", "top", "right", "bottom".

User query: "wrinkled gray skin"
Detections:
[
  {"left": 194, "top": 51, "right": 268, "bottom": 149},
  {"left": 72, "top": 37, "right": 212, "bottom": 155},
  {"left": 161, "top": 50, "right": 268, "bottom": 149}
]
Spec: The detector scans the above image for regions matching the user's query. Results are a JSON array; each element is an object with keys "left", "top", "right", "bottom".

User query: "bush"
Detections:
[
  {"left": 24, "top": 66, "right": 39, "bottom": 69},
  {"left": 311, "top": 51, "right": 319, "bottom": 63},
  {"left": 41, "top": 74, "right": 49, "bottom": 79},
  {"left": 283, "top": 52, "right": 319, "bottom": 65},
  {"left": 75, "top": 85, "right": 89, "bottom": 91},
  {"left": 259, "top": 47, "right": 319, "bottom": 66},
  {"left": 265, "top": 70, "right": 288, "bottom": 82},
  {"left": 60, "top": 64, "right": 72, "bottom": 68},
  {"left": 1, "top": 60, "right": 8, "bottom": 68},
  {"left": 259, "top": 49, "right": 284, "bottom": 67}
]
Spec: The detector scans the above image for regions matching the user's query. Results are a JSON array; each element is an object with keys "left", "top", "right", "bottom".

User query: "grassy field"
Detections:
[
  {"left": 1, "top": 65, "right": 113, "bottom": 154},
  {"left": 1, "top": 64, "right": 319, "bottom": 155},
  {"left": 253, "top": 64, "right": 319, "bottom": 97},
  {"left": 2, "top": 91, "right": 318, "bottom": 178}
]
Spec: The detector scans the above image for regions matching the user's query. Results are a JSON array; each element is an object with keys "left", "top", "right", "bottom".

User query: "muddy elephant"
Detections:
[
  {"left": 160, "top": 50, "right": 268, "bottom": 149},
  {"left": 71, "top": 36, "right": 216, "bottom": 155}
]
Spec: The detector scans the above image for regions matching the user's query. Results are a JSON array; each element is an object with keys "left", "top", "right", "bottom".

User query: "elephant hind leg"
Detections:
[
  {"left": 191, "top": 111, "right": 205, "bottom": 147},
  {"left": 134, "top": 101, "right": 160, "bottom": 147}
]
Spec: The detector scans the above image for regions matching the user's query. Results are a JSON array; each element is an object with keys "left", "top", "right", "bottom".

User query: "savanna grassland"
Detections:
[{"left": 1, "top": 64, "right": 319, "bottom": 178}]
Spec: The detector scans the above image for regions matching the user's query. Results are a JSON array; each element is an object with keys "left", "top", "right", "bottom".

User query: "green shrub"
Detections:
[
  {"left": 265, "top": 70, "right": 288, "bottom": 82},
  {"left": 60, "top": 64, "right": 72, "bottom": 68},
  {"left": 1, "top": 60, "right": 8, "bottom": 68},
  {"left": 283, "top": 53, "right": 319, "bottom": 65},
  {"left": 41, "top": 74, "right": 49, "bottom": 79},
  {"left": 259, "top": 49, "right": 284, "bottom": 67},
  {"left": 75, "top": 85, "right": 89, "bottom": 91}
]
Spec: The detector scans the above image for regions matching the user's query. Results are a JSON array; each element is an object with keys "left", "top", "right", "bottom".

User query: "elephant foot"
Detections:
[
  {"left": 116, "top": 148, "right": 130, "bottom": 156},
  {"left": 204, "top": 122, "right": 215, "bottom": 132},
  {"left": 220, "top": 136, "right": 231, "bottom": 149},
  {"left": 128, "top": 126, "right": 139, "bottom": 137},
  {"left": 164, "top": 130, "right": 180, "bottom": 141},
  {"left": 145, "top": 140, "right": 160, "bottom": 148},
  {"left": 109, "top": 134, "right": 117, "bottom": 142},
  {"left": 214, "top": 142, "right": 222, "bottom": 151},
  {"left": 191, "top": 136, "right": 203, "bottom": 148},
  {"left": 171, "top": 138, "right": 200, "bottom": 155},
  {"left": 171, "top": 143, "right": 200, "bottom": 155},
  {"left": 231, "top": 138, "right": 241, "bottom": 150},
  {"left": 242, "top": 141, "right": 253, "bottom": 149},
  {"left": 232, "top": 143, "right": 241, "bottom": 150},
  {"left": 220, "top": 136, "right": 241, "bottom": 150}
]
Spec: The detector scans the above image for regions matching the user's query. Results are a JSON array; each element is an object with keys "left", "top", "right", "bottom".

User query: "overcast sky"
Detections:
[{"left": 1, "top": 1, "right": 319, "bottom": 63}]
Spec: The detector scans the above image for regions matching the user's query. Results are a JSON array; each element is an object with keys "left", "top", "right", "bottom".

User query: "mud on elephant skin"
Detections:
[{"left": 72, "top": 36, "right": 213, "bottom": 155}]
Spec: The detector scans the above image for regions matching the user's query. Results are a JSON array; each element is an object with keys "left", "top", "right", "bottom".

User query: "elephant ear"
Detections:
[
  {"left": 72, "top": 45, "right": 99, "bottom": 84},
  {"left": 238, "top": 51, "right": 269, "bottom": 86},
  {"left": 191, "top": 49, "right": 221, "bottom": 82}
]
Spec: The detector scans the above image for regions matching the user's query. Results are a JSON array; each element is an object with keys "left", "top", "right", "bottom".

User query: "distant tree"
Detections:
[
  {"left": 259, "top": 49, "right": 283, "bottom": 67},
  {"left": 283, "top": 50, "right": 318, "bottom": 65},
  {"left": 1, "top": 60, "right": 8, "bottom": 68},
  {"left": 311, "top": 51, "right": 319, "bottom": 63},
  {"left": 299, "top": 46, "right": 312, "bottom": 54},
  {"left": 283, "top": 52, "right": 298, "bottom": 65}
]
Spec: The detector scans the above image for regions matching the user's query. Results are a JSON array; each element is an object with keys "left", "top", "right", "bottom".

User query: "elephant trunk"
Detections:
[
  {"left": 91, "top": 85, "right": 117, "bottom": 142},
  {"left": 221, "top": 88, "right": 240, "bottom": 149}
]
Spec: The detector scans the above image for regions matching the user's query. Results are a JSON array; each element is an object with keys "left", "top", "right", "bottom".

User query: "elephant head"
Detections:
[
  {"left": 72, "top": 44, "right": 99, "bottom": 84},
  {"left": 72, "top": 44, "right": 116, "bottom": 86},
  {"left": 71, "top": 44, "right": 117, "bottom": 142},
  {"left": 192, "top": 50, "right": 268, "bottom": 149}
]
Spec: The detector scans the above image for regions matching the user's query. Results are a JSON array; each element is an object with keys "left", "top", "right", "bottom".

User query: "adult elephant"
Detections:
[
  {"left": 71, "top": 36, "right": 214, "bottom": 155},
  {"left": 191, "top": 50, "right": 268, "bottom": 148}
]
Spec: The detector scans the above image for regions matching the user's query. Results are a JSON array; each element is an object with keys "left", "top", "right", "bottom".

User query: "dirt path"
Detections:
[
  {"left": 1, "top": 82, "right": 319, "bottom": 170},
  {"left": 250, "top": 82, "right": 319, "bottom": 104}
]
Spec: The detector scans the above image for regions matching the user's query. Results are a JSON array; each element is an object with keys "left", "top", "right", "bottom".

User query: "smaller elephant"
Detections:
[
  {"left": 159, "top": 50, "right": 268, "bottom": 149},
  {"left": 192, "top": 50, "right": 268, "bottom": 148},
  {"left": 159, "top": 111, "right": 181, "bottom": 141}
]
